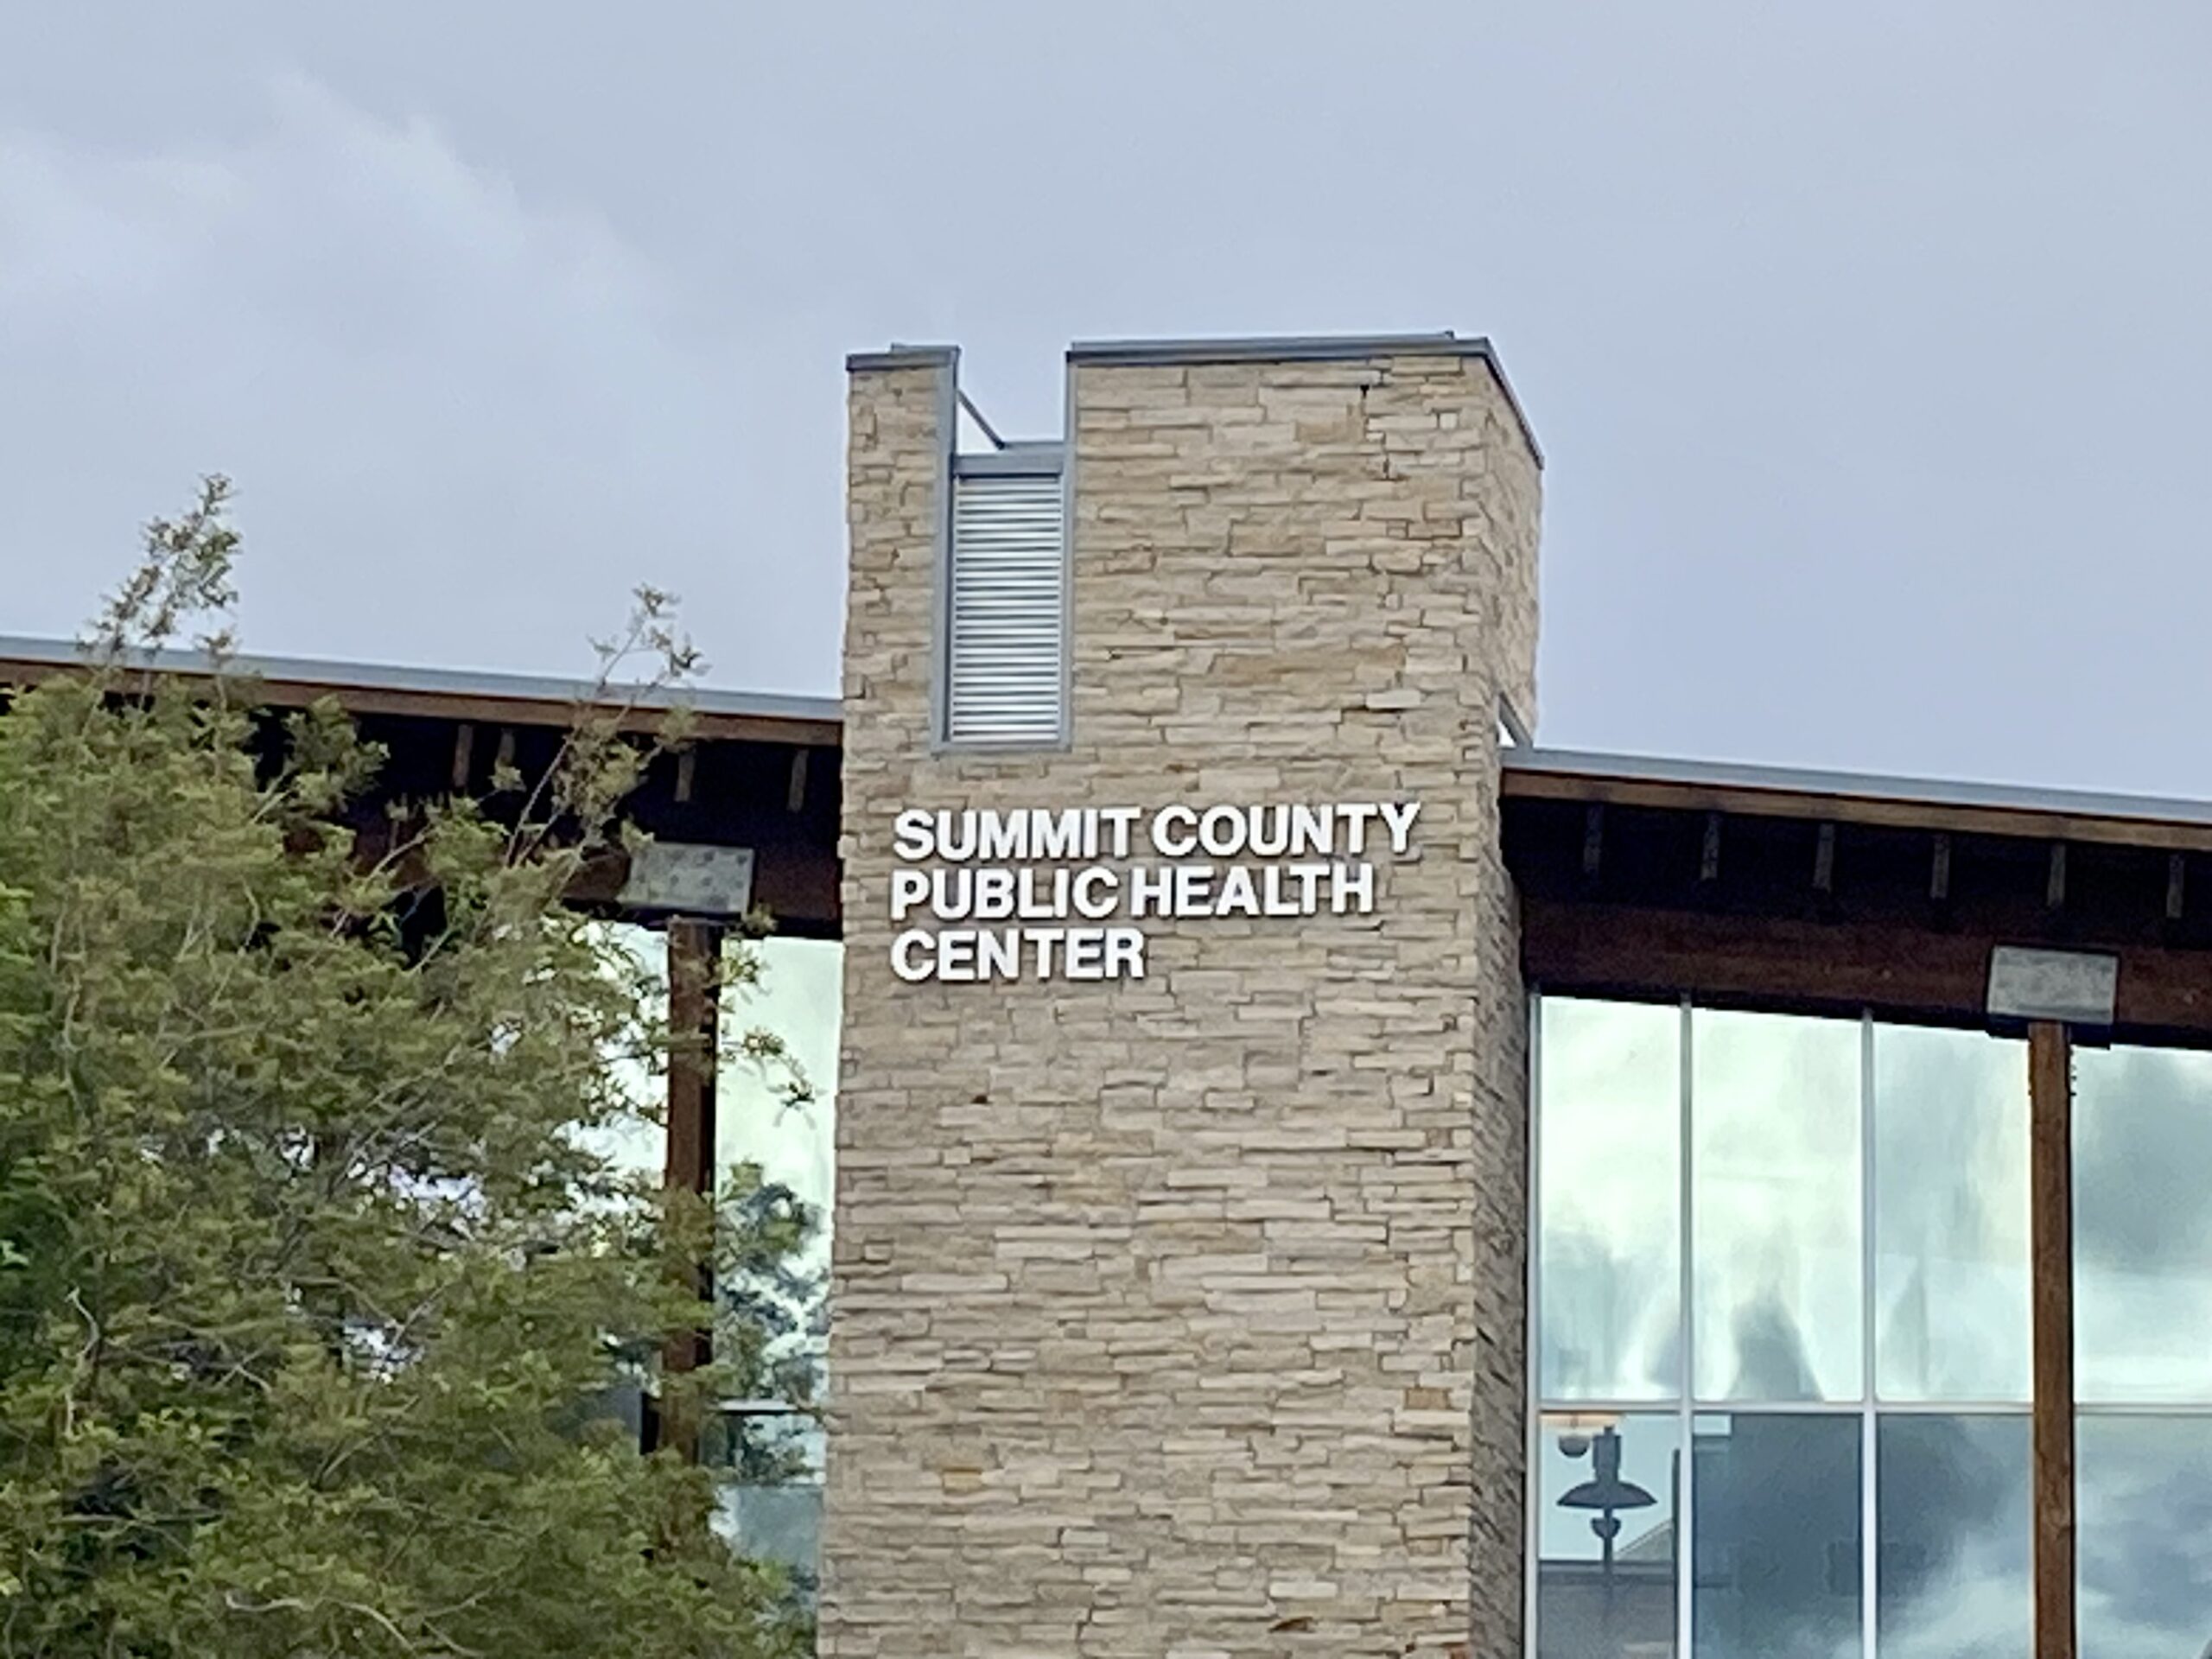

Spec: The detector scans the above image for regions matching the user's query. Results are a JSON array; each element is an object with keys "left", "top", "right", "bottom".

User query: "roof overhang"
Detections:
[
  {"left": 1504, "top": 746, "right": 2212, "bottom": 854},
  {"left": 1503, "top": 747, "right": 2212, "bottom": 1045},
  {"left": 0, "top": 634, "right": 843, "bottom": 749}
]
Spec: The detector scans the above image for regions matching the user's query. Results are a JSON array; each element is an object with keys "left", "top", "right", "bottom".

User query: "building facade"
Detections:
[
  {"left": 29, "top": 329, "right": 2212, "bottom": 1658},
  {"left": 820, "top": 334, "right": 2212, "bottom": 1659}
]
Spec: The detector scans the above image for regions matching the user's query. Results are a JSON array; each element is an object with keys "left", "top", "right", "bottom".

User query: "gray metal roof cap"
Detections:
[
  {"left": 1505, "top": 744, "right": 2212, "bottom": 834},
  {"left": 0, "top": 633, "right": 842, "bottom": 727}
]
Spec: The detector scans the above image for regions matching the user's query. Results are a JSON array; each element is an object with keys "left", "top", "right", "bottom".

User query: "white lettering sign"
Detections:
[{"left": 886, "top": 802, "right": 1421, "bottom": 982}]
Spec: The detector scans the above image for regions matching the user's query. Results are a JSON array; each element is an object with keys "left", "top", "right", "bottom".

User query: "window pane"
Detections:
[
  {"left": 1872, "top": 1026, "right": 2030, "bottom": 1402},
  {"left": 1692, "top": 1412, "right": 1861, "bottom": 1659},
  {"left": 715, "top": 1409, "right": 823, "bottom": 1609},
  {"left": 717, "top": 936, "right": 841, "bottom": 1415},
  {"left": 1538, "top": 999, "right": 1682, "bottom": 1402},
  {"left": 717, "top": 935, "right": 841, "bottom": 1243},
  {"left": 1535, "top": 1412, "right": 1679, "bottom": 1659},
  {"left": 578, "top": 920, "right": 669, "bottom": 1184},
  {"left": 1693, "top": 1011, "right": 1864, "bottom": 1402},
  {"left": 2078, "top": 1415, "right": 2212, "bottom": 1656},
  {"left": 2074, "top": 1045, "right": 2212, "bottom": 1403},
  {"left": 1876, "top": 1414, "right": 2030, "bottom": 1658},
  {"left": 722, "top": 1478, "right": 823, "bottom": 1578}
]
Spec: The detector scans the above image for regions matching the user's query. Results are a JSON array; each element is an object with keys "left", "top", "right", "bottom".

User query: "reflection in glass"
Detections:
[
  {"left": 1693, "top": 1011, "right": 1863, "bottom": 1402},
  {"left": 714, "top": 1406, "right": 823, "bottom": 1604},
  {"left": 2074, "top": 1045, "right": 2212, "bottom": 1403},
  {"left": 715, "top": 936, "right": 840, "bottom": 1539},
  {"left": 1535, "top": 1412, "right": 1678, "bottom": 1659},
  {"left": 1872, "top": 1027, "right": 2030, "bottom": 1402},
  {"left": 1875, "top": 1415, "right": 2029, "bottom": 1658},
  {"left": 721, "top": 1480, "right": 822, "bottom": 1578},
  {"left": 1539, "top": 999, "right": 1682, "bottom": 1402},
  {"left": 1692, "top": 1412, "right": 1860, "bottom": 1659},
  {"left": 569, "top": 922, "right": 668, "bottom": 1446},
  {"left": 2078, "top": 1415, "right": 2212, "bottom": 1658},
  {"left": 716, "top": 938, "right": 836, "bottom": 1389},
  {"left": 718, "top": 936, "right": 841, "bottom": 1233},
  {"left": 578, "top": 920, "right": 671, "bottom": 1185}
]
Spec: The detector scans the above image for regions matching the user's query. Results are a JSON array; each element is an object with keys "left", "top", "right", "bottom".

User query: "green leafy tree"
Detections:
[{"left": 0, "top": 480, "right": 814, "bottom": 1656}]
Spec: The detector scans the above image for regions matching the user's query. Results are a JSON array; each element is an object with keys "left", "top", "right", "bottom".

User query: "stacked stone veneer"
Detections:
[{"left": 827, "top": 339, "right": 1541, "bottom": 1657}]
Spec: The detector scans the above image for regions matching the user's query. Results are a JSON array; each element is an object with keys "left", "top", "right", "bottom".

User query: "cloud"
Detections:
[
  {"left": 2078, "top": 1416, "right": 2212, "bottom": 1652},
  {"left": 2075, "top": 1047, "right": 2212, "bottom": 1272},
  {"left": 0, "top": 71, "right": 842, "bottom": 692},
  {"left": 1871, "top": 1027, "right": 2031, "bottom": 1398}
]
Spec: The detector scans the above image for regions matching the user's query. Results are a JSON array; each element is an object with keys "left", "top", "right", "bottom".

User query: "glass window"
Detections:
[
  {"left": 722, "top": 1476, "right": 823, "bottom": 1576},
  {"left": 1692, "top": 1011, "right": 1864, "bottom": 1403},
  {"left": 578, "top": 919, "right": 671, "bottom": 1185},
  {"left": 1875, "top": 1414, "right": 2030, "bottom": 1658},
  {"left": 1691, "top": 1412, "right": 1861, "bottom": 1659},
  {"left": 1538, "top": 998, "right": 1682, "bottom": 1402},
  {"left": 714, "top": 935, "right": 839, "bottom": 1593},
  {"left": 2077, "top": 1415, "right": 2212, "bottom": 1657},
  {"left": 715, "top": 1405, "right": 824, "bottom": 1607},
  {"left": 1531, "top": 998, "right": 2040, "bottom": 1657},
  {"left": 1872, "top": 1026, "right": 2030, "bottom": 1402},
  {"left": 717, "top": 935, "right": 838, "bottom": 1395},
  {"left": 1535, "top": 1411, "right": 1680, "bottom": 1659},
  {"left": 569, "top": 921, "right": 669, "bottom": 1446},
  {"left": 718, "top": 935, "right": 840, "bottom": 1260},
  {"left": 2074, "top": 1044, "right": 2212, "bottom": 1404}
]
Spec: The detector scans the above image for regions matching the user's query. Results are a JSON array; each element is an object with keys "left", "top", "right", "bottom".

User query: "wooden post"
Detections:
[
  {"left": 656, "top": 917, "right": 721, "bottom": 1460},
  {"left": 448, "top": 722, "right": 475, "bottom": 791},
  {"left": 2030, "top": 1019, "right": 2075, "bottom": 1659}
]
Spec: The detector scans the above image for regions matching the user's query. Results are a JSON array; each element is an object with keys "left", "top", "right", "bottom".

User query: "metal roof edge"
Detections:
[
  {"left": 1503, "top": 745, "right": 2212, "bottom": 836},
  {"left": 953, "top": 442, "right": 1065, "bottom": 478},
  {"left": 1065, "top": 333, "right": 1542, "bottom": 467},
  {"left": 846, "top": 344, "right": 958, "bottom": 372},
  {"left": 1067, "top": 332, "right": 1474, "bottom": 365},
  {"left": 0, "top": 634, "right": 843, "bottom": 730}
]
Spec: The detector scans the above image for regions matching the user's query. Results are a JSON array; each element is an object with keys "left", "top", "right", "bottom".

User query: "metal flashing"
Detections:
[
  {"left": 1067, "top": 331, "right": 1477, "bottom": 365},
  {"left": 0, "top": 633, "right": 842, "bottom": 740},
  {"left": 1067, "top": 331, "right": 1542, "bottom": 465},
  {"left": 952, "top": 442, "right": 1065, "bottom": 479},
  {"left": 925, "top": 353, "right": 960, "bottom": 750},
  {"left": 1503, "top": 745, "right": 2212, "bottom": 849},
  {"left": 845, "top": 343, "right": 959, "bottom": 373},
  {"left": 1497, "top": 693, "right": 1535, "bottom": 750}
]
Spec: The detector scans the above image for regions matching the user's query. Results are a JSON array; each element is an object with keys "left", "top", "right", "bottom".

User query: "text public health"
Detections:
[{"left": 887, "top": 802, "right": 1422, "bottom": 983}]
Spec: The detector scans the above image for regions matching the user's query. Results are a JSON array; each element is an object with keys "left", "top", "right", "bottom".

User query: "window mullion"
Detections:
[
  {"left": 1677, "top": 996, "right": 1695, "bottom": 1659},
  {"left": 1522, "top": 988, "right": 1541, "bottom": 1659},
  {"left": 1860, "top": 1013, "right": 1878, "bottom": 1659}
]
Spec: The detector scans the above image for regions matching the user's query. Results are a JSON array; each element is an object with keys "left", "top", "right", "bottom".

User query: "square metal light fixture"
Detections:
[
  {"left": 1985, "top": 944, "right": 2118, "bottom": 1030},
  {"left": 618, "top": 842, "right": 756, "bottom": 918}
]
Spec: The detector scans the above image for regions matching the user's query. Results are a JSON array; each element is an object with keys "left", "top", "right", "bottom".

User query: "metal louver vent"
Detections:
[{"left": 945, "top": 469, "right": 1066, "bottom": 746}]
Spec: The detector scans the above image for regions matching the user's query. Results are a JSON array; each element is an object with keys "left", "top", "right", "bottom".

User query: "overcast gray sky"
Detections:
[{"left": 5, "top": 3, "right": 2210, "bottom": 793}]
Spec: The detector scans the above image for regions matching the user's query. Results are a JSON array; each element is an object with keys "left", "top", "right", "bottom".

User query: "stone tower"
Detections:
[{"left": 827, "top": 335, "right": 1541, "bottom": 1656}]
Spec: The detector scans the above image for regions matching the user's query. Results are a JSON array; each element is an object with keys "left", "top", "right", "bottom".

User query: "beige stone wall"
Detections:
[{"left": 825, "top": 341, "right": 1541, "bottom": 1658}]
